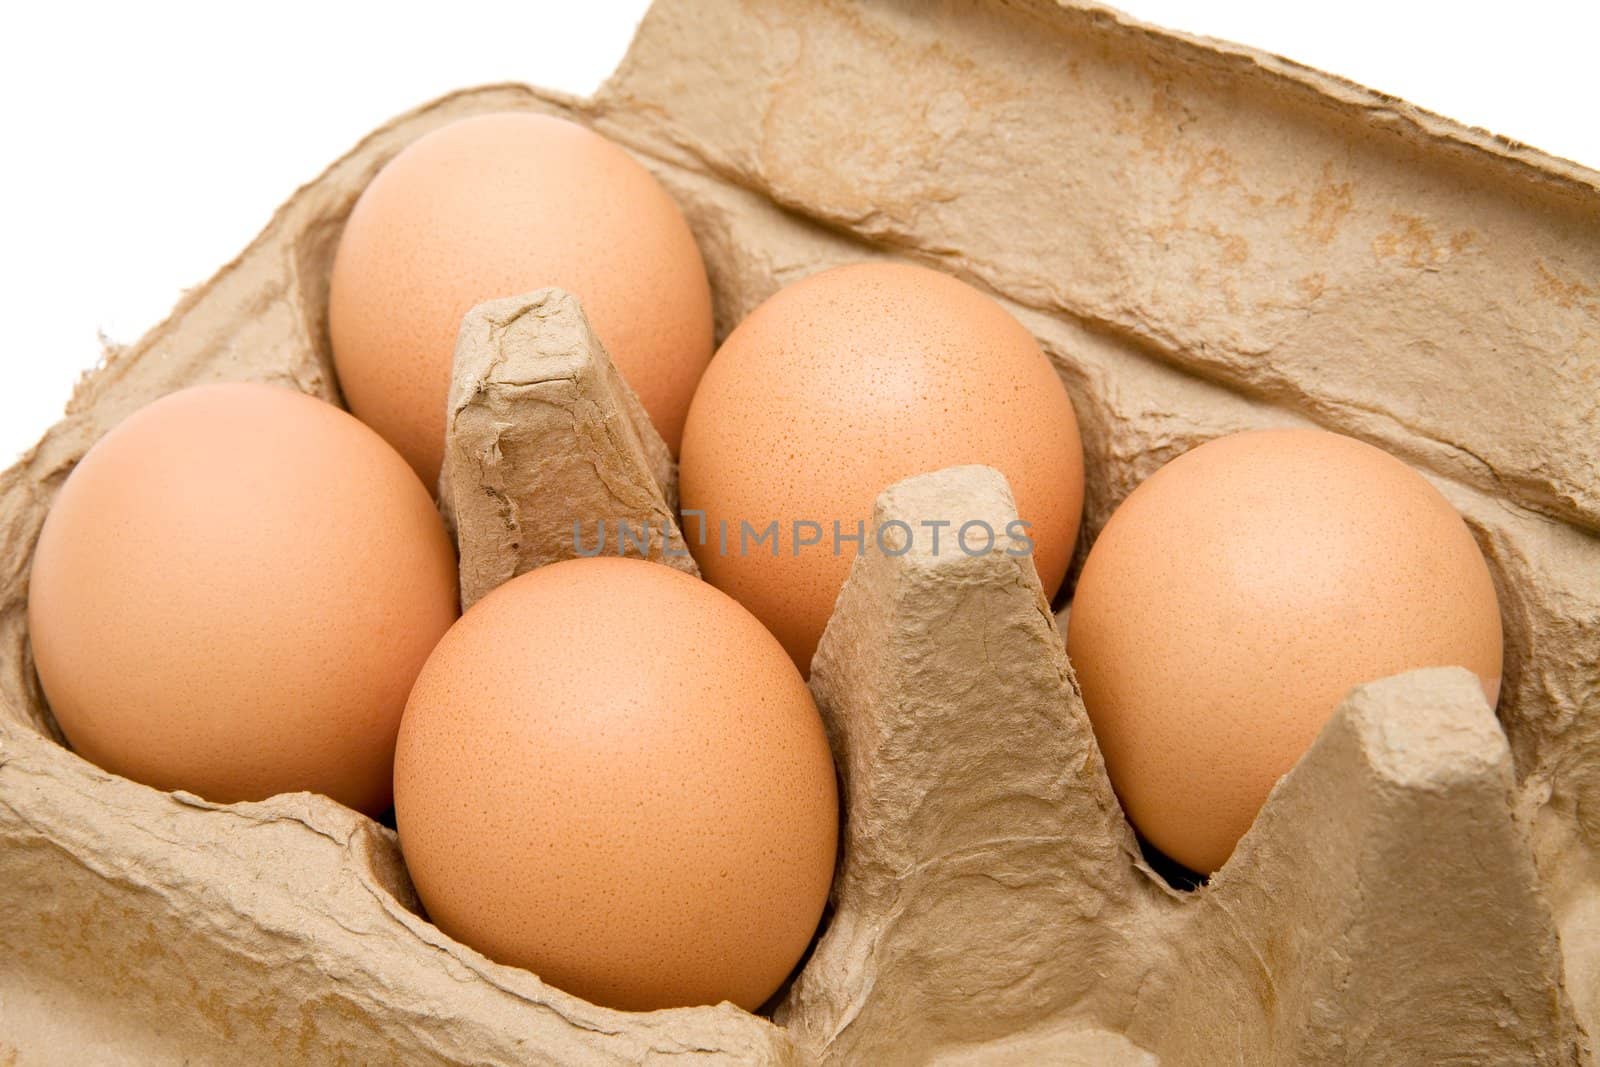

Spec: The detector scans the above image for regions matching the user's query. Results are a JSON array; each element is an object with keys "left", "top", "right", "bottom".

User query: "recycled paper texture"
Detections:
[{"left": 1, "top": 1, "right": 1596, "bottom": 1063}]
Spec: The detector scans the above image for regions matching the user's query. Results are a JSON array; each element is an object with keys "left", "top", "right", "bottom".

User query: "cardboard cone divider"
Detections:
[
  {"left": 2, "top": 0, "right": 1597, "bottom": 1062},
  {"left": 439, "top": 287, "right": 698, "bottom": 611}
]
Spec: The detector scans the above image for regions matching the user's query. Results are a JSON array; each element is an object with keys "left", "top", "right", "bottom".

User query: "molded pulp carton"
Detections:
[{"left": 2, "top": 2, "right": 1597, "bottom": 1063}]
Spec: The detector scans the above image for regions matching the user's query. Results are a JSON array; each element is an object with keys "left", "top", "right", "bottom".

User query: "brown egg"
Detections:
[
  {"left": 1066, "top": 428, "right": 1503, "bottom": 875},
  {"left": 328, "top": 112, "right": 713, "bottom": 486},
  {"left": 678, "top": 261, "right": 1084, "bottom": 671},
  {"left": 393, "top": 557, "right": 838, "bottom": 1012},
  {"left": 27, "top": 382, "right": 458, "bottom": 815}
]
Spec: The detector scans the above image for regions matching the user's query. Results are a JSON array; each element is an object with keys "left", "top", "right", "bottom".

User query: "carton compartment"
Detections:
[{"left": 2, "top": 1, "right": 1598, "bottom": 1064}]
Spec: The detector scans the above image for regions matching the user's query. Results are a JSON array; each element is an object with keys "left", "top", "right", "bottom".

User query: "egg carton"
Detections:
[{"left": 2, "top": 1, "right": 1597, "bottom": 1064}]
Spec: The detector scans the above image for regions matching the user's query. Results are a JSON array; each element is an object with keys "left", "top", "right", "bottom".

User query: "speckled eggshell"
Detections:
[
  {"left": 392, "top": 556, "right": 838, "bottom": 1013},
  {"left": 1066, "top": 428, "right": 1504, "bottom": 875},
  {"left": 328, "top": 112, "right": 714, "bottom": 485},
  {"left": 678, "top": 261, "right": 1085, "bottom": 672},
  {"left": 27, "top": 382, "right": 459, "bottom": 816}
]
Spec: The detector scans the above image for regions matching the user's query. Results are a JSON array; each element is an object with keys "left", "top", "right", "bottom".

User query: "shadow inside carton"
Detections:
[
  {"left": 19, "top": 663, "right": 67, "bottom": 748},
  {"left": 757, "top": 898, "right": 833, "bottom": 1019},
  {"left": 1048, "top": 574, "right": 1076, "bottom": 616},
  {"left": 1137, "top": 832, "right": 1206, "bottom": 892},
  {"left": 293, "top": 207, "right": 351, "bottom": 397}
]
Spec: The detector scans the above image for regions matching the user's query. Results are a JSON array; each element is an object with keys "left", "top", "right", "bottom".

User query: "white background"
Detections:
[{"left": 3, "top": 1, "right": 1597, "bottom": 465}]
